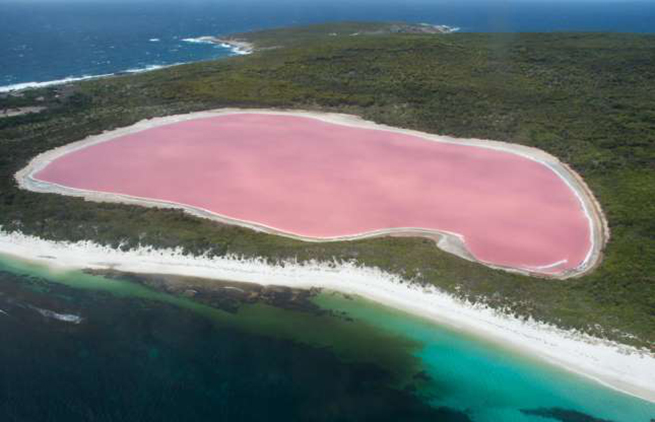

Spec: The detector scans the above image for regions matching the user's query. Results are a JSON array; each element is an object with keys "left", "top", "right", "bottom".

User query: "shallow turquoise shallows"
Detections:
[
  {"left": 316, "top": 294, "right": 655, "bottom": 421},
  {"left": 1, "top": 252, "right": 653, "bottom": 422}
]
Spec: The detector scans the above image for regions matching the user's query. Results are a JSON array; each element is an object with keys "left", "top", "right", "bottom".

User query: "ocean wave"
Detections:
[
  {"left": 32, "top": 306, "right": 83, "bottom": 324},
  {"left": 219, "top": 42, "right": 251, "bottom": 56},
  {"left": 0, "top": 63, "right": 179, "bottom": 92},
  {"left": 123, "top": 64, "right": 173, "bottom": 74},
  {"left": 149, "top": 38, "right": 160, "bottom": 42},
  {"left": 181, "top": 36, "right": 253, "bottom": 56},
  {"left": 182, "top": 36, "right": 252, "bottom": 55},
  {"left": 0, "top": 74, "right": 112, "bottom": 93},
  {"left": 0, "top": 40, "right": 244, "bottom": 93},
  {"left": 182, "top": 36, "right": 215, "bottom": 45}
]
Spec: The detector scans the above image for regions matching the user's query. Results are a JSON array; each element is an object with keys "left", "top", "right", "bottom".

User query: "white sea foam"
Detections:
[
  {"left": 185, "top": 36, "right": 252, "bottom": 55},
  {"left": 420, "top": 23, "right": 461, "bottom": 33},
  {"left": 32, "top": 306, "right": 83, "bottom": 324},
  {"left": 1, "top": 36, "right": 249, "bottom": 93},
  {"left": 182, "top": 37, "right": 215, "bottom": 45},
  {"left": 219, "top": 42, "right": 251, "bottom": 55},
  {"left": 0, "top": 63, "right": 179, "bottom": 93},
  {"left": 123, "top": 64, "right": 176, "bottom": 74},
  {"left": 0, "top": 74, "right": 112, "bottom": 93}
]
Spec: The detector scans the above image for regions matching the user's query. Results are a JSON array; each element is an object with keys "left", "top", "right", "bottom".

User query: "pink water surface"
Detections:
[{"left": 36, "top": 114, "right": 591, "bottom": 273}]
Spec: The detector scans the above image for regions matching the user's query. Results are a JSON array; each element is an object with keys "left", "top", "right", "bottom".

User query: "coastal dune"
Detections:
[{"left": 16, "top": 109, "right": 608, "bottom": 278}]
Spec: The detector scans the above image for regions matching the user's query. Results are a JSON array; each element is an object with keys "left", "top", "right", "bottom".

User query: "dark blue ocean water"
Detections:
[{"left": 1, "top": 0, "right": 654, "bottom": 91}]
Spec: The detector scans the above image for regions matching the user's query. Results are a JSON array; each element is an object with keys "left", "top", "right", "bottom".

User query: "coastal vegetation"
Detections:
[{"left": 0, "top": 23, "right": 653, "bottom": 349}]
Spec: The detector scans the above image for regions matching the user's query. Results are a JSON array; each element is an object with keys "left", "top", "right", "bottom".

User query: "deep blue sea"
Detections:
[{"left": 1, "top": 0, "right": 655, "bottom": 91}]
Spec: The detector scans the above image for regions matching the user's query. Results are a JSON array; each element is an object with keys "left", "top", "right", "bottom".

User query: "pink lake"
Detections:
[{"left": 35, "top": 113, "right": 592, "bottom": 274}]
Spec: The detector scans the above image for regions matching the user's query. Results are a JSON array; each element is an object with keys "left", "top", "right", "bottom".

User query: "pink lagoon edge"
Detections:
[{"left": 24, "top": 111, "right": 605, "bottom": 276}]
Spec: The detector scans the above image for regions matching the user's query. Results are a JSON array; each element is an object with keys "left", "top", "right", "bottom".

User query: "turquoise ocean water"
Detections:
[{"left": 1, "top": 252, "right": 653, "bottom": 421}]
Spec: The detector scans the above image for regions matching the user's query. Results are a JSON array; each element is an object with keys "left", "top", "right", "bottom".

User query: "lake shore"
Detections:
[
  {"left": 0, "top": 229, "right": 652, "bottom": 403},
  {"left": 15, "top": 109, "right": 608, "bottom": 279}
]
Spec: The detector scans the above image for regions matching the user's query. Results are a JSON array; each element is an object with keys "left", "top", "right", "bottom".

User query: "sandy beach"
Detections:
[
  {"left": 0, "top": 229, "right": 652, "bottom": 403},
  {"left": 15, "top": 109, "right": 609, "bottom": 278}
]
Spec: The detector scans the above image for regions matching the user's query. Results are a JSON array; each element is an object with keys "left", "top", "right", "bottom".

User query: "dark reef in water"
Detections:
[
  {"left": 521, "top": 407, "right": 617, "bottom": 422},
  {"left": 0, "top": 269, "right": 471, "bottom": 421},
  {"left": 86, "top": 269, "right": 325, "bottom": 315}
]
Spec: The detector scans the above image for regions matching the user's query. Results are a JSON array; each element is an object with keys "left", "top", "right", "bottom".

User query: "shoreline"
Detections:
[
  {"left": 0, "top": 229, "right": 652, "bottom": 403},
  {"left": 181, "top": 36, "right": 255, "bottom": 55},
  {"left": 16, "top": 108, "right": 609, "bottom": 279},
  {"left": 203, "top": 37, "right": 256, "bottom": 55},
  {"left": 0, "top": 41, "right": 252, "bottom": 94}
]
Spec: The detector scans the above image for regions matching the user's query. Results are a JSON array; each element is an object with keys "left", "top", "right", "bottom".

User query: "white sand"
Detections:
[
  {"left": 0, "top": 229, "right": 653, "bottom": 403},
  {"left": 15, "top": 108, "right": 609, "bottom": 279}
]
